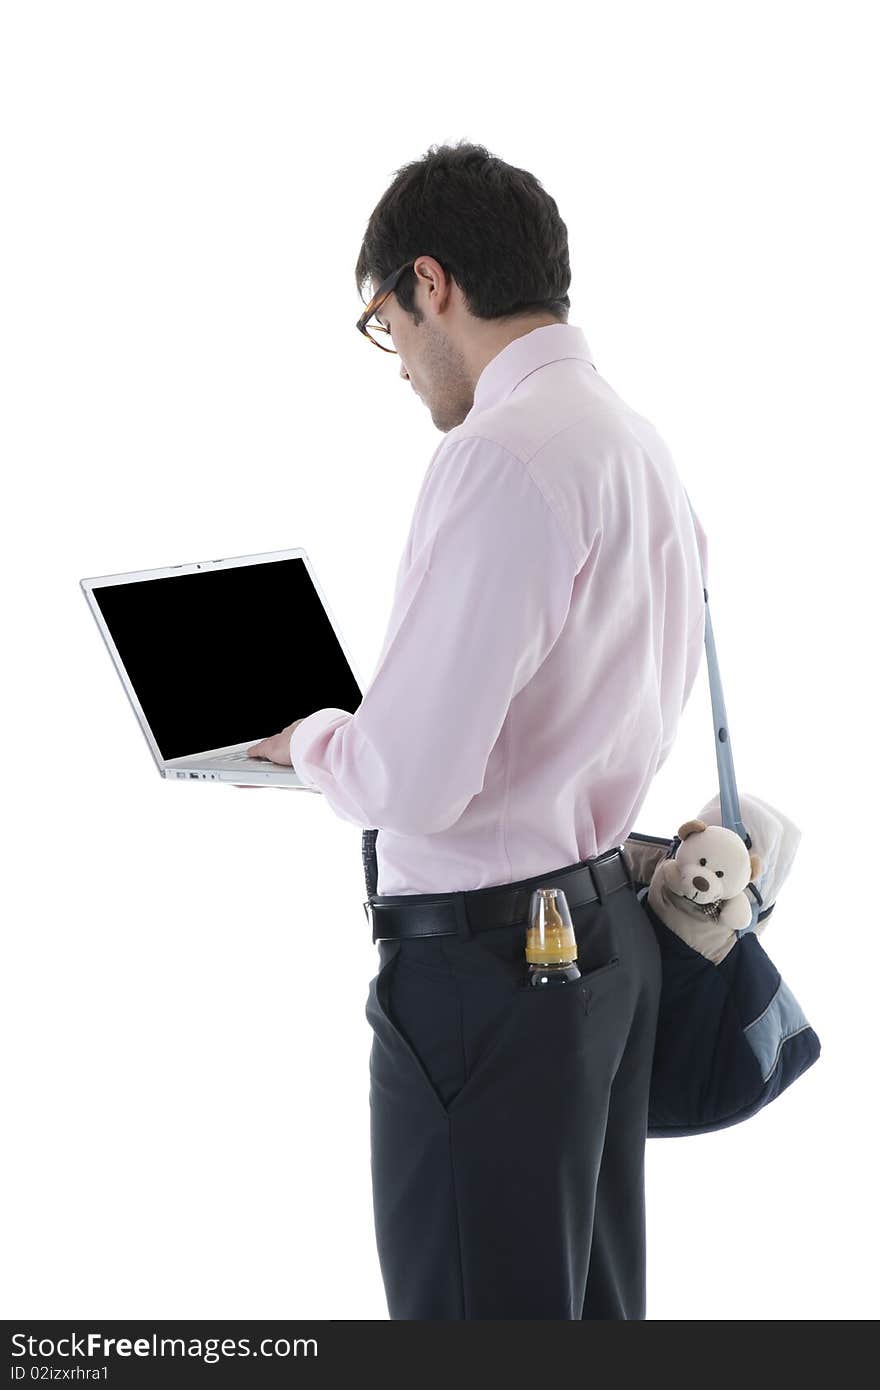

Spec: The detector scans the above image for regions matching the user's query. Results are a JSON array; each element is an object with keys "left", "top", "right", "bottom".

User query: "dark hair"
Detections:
[{"left": 355, "top": 140, "right": 571, "bottom": 326}]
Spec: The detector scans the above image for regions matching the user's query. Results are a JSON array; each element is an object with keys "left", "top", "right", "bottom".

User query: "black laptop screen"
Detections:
[{"left": 91, "top": 557, "right": 363, "bottom": 762}]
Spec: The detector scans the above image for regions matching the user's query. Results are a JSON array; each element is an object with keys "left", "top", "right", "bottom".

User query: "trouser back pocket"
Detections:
[{"left": 366, "top": 895, "right": 624, "bottom": 1119}]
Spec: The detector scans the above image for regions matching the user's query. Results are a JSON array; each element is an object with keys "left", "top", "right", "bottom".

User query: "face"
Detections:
[{"left": 371, "top": 270, "right": 475, "bottom": 433}]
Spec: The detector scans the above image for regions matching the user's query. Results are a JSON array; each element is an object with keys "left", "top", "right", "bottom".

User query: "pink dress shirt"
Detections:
[{"left": 290, "top": 323, "right": 709, "bottom": 896}]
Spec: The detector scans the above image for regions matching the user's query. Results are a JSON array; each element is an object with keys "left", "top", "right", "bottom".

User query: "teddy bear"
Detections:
[{"left": 647, "top": 819, "right": 763, "bottom": 965}]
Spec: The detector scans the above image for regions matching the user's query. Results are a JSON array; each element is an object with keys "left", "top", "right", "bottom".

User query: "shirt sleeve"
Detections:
[
  {"left": 289, "top": 437, "right": 577, "bottom": 836},
  {"left": 690, "top": 502, "right": 709, "bottom": 588}
]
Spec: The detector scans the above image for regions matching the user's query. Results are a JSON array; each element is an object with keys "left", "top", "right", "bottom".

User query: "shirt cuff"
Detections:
[{"left": 289, "top": 708, "right": 354, "bottom": 790}]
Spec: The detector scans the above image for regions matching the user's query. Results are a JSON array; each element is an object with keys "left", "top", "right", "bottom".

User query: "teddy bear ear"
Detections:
[
  {"left": 749, "top": 852, "right": 762, "bottom": 882},
  {"left": 677, "top": 819, "right": 707, "bottom": 839}
]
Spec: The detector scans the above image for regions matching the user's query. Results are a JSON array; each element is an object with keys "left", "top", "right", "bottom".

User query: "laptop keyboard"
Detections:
[{"left": 217, "top": 751, "right": 277, "bottom": 765}]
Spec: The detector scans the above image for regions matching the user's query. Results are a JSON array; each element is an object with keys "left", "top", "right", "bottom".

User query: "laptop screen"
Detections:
[{"left": 91, "top": 557, "right": 363, "bottom": 762}]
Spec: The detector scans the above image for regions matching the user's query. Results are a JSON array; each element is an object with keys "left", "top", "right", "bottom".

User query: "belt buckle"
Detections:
[{"left": 363, "top": 899, "right": 378, "bottom": 941}]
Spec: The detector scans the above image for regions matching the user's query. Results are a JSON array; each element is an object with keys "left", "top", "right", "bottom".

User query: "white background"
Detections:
[{"left": 2, "top": 0, "right": 877, "bottom": 1321}]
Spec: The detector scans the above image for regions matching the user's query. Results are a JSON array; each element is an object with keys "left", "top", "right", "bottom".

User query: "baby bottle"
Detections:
[{"left": 525, "top": 887, "right": 581, "bottom": 987}]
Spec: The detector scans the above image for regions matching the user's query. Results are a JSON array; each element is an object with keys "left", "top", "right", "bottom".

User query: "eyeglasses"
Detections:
[{"left": 356, "top": 260, "right": 415, "bottom": 353}]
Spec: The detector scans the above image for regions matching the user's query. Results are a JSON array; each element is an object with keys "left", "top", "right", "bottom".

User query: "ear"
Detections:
[
  {"left": 749, "top": 852, "right": 762, "bottom": 882},
  {"left": 677, "top": 819, "right": 707, "bottom": 840}
]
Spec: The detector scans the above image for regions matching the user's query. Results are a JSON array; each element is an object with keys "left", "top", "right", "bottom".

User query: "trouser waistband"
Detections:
[{"left": 362, "top": 845, "right": 633, "bottom": 944}]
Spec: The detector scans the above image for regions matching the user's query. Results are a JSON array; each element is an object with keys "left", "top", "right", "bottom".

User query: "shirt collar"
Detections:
[{"left": 467, "top": 323, "right": 596, "bottom": 418}]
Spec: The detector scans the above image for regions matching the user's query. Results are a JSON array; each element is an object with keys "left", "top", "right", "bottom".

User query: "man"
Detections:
[{"left": 244, "top": 140, "right": 708, "bottom": 1319}]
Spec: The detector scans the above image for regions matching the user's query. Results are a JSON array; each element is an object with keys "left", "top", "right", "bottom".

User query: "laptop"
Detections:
[{"left": 80, "top": 547, "right": 364, "bottom": 788}]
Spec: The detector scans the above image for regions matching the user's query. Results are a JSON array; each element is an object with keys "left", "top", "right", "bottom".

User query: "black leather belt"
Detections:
[{"left": 363, "top": 845, "right": 633, "bottom": 943}]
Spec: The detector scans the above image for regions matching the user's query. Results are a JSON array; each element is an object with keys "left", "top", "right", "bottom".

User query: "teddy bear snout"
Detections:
[{"left": 692, "top": 875, "right": 710, "bottom": 893}]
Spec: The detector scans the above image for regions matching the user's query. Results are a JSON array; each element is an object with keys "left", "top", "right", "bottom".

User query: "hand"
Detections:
[{"left": 232, "top": 718, "right": 305, "bottom": 788}]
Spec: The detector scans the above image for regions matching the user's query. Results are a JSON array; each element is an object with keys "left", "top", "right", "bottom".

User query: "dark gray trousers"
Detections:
[{"left": 362, "top": 834, "right": 663, "bottom": 1320}]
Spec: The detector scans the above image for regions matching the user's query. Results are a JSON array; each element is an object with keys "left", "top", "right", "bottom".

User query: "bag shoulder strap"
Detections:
[{"left": 682, "top": 490, "right": 751, "bottom": 849}]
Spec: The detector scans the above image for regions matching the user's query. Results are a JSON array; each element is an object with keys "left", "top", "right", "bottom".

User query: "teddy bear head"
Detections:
[{"left": 674, "top": 818, "right": 762, "bottom": 907}]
